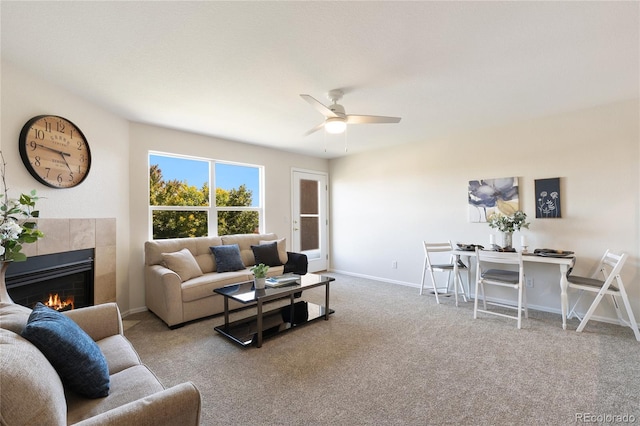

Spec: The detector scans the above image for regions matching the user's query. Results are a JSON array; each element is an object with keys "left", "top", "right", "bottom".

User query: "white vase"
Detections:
[
  {"left": 254, "top": 277, "right": 266, "bottom": 290},
  {"left": 501, "top": 232, "right": 513, "bottom": 249},
  {"left": 0, "top": 261, "right": 14, "bottom": 304}
]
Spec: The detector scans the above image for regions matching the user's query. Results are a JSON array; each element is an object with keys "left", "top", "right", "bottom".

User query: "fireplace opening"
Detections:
[{"left": 5, "top": 249, "right": 94, "bottom": 310}]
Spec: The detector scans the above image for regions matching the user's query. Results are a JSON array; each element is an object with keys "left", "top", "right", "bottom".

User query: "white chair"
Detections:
[
  {"left": 474, "top": 249, "right": 528, "bottom": 329},
  {"left": 419, "top": 241, "right": 467, "bottom": 305},
  {"left": 567, "top": 250, "right": 639, "bottom": 341}
]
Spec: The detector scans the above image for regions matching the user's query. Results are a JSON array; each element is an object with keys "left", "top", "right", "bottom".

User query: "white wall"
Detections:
[
  {"left": 0, "top": 61, "right": 132, "bottom": 309},
  {"left": 128, "top": 123, "right": 329, "bottom": 312},
  {"left": 329, "top": 99, "right": 640, "bottom": 323}
]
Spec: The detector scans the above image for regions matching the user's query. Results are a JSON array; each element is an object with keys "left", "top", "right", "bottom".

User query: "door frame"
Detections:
[{"left": 291, "top": 168, "right": 329, "bottom": 272}]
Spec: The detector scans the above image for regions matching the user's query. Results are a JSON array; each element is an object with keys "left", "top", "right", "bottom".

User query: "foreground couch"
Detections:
[
  {"left": 0, "top": 301, "right": 201, "bottom": 425},
  {"left": 145, "top": 233, "right": 307, "bottom": 328}
]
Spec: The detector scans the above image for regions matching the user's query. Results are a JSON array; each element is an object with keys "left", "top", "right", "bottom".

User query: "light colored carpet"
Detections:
[{"left": 124, "top": 273, "right": 640, "bottom": 425}]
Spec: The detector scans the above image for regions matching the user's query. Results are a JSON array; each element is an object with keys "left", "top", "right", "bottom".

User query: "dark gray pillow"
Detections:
[
  {"left": 210, "top": 244, "right": 246, "bottom": 272},
  {"left": 251, "top": 241, "right": 282, "bottom": 267},
  {"left": 21, "top": 302, "right": 110, "bottom": 398}
]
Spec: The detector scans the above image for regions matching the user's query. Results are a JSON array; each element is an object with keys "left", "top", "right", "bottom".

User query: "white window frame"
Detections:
[{"left": 148, "top": 152, "right": 264, "bottom": 239}]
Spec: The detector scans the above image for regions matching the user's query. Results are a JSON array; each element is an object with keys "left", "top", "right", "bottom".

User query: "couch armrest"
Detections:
[
  {"left": 72, "top": 382, "right": 201, "bottom": 426},
  {"left": 145, "top": 265, "right": 184, "bottom": 328},
  {"left": 63, "top": 303, "right": 122, "bottom": 341},
  {"left": 284, "top": 251, "right": 308, "bottom": 275}
]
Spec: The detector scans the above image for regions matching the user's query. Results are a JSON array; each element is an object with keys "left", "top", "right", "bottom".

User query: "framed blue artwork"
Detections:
[
  {"left": 535, "top": 178, "right": 561, "bottom": 218},
  {"left": 468, "top": 177, "right": 520, "bottom": 222}
]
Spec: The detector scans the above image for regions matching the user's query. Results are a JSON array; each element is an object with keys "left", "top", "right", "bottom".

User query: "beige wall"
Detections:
[
  {"left": 127, "top": 123, "right": 329, "bottom": 312},
  {"left": 0, "top": 62, "right": 132, "bottom": 312},
  {"left": 329, "top": 99, "right": 640, "bottom": 323}
]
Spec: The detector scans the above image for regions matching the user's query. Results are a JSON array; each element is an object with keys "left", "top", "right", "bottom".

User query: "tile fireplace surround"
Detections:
[{"left": 20, "top": 218, "right": 116, "bottom": 305}]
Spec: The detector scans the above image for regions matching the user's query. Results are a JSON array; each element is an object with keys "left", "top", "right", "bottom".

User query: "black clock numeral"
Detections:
[
  {"left": 44, "top": 121, "right": 52, "bottom": 133},
  {"left": 76, "top": 141, "right": 84, "bottom": 150},
  {"left": 33, "top": 128, "right": 45, "bottom": 140},
  {"left": 34, "top": 156, "right": 42, "bottom": 167},
  {"left": 44, "top": 167, "right": 51, "bottom": 178},
  {"left": 57, "top": 174, "right": 64, "bottom": 184},
  {"left": 56, "top": 121, "right": 66, "bottom": 133},
  {"left": 29, "top": 141, "right": 37, "bottom": 150}
]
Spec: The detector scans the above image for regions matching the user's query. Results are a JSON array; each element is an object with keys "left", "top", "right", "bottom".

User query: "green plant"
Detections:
[
  {"left": 487, "top": 210, "right": 530, "bottom": 233},
  {"left": 0, "top": 151, "right": 44, "bottom": 261},
  {"left": 250, "top": 263, "right": 269, "bottom": 278}
]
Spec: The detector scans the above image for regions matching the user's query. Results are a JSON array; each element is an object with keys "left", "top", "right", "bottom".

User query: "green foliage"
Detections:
[
  {"left": 150, "top": 165, "right": 258, "bottom": 239},
  {"left": 0, "top": 153, "right": 44, "bottom": 261},
  {"left": 488, "top": 210, "right": 530, "bottom": 233},
  {"left": 250, "top": 263, "right": 269, "bottom": 278}
]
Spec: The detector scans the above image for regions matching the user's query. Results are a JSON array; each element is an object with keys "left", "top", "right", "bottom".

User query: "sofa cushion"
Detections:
[
  {"left": 0, "top": 329, "right": 67, "bottom": 426},
  {"left": 251, "top": 241, "right": 283, "bottom": 267},
  {"left": 181, "top": 270, "right": 253, "bottom": 302},
  {"left": 21, "top": 302, "right": 110, "bottom": 398},
  {"left": 97, "top": 334, "right": 143, "bottom": 375},
  {"left": 210, "top": 244, "right": 246, "bottom": 272},
  {"left": 162, "top": 248, "right": 204, "bottom": 282},
  {"left": 0, "top": 302, "right": 32, "bottom": 334},
  {"left": 66, "top": 364, "right": 166, "bottom": 424},
  {"left": 261, "top": 238, "right": 288, "bottom": 264}
]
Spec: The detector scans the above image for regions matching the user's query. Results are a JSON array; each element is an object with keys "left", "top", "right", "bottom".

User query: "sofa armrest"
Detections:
[
  {"left": 284, "top": 251, "right": 308, "bottom": 275},
  {"left": 72, "top": 382, "right": 201, "bottom": 426},
  {"left": 145, "top": 264, "right": 184, "bottom": 328},
  {"left": 63, "top": 303, "right": 122, "bottom": 341}
]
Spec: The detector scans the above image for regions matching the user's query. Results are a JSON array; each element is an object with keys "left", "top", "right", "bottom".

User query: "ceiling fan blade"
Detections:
[
  {"left": 346, "top": 115, "right": 402, "bottom": 124},
  {"left": 300, "top": 94, "right": 339, "bottom": 118},
  {"left": 303, "top": 121, "right": 326, "bottom": 136}
]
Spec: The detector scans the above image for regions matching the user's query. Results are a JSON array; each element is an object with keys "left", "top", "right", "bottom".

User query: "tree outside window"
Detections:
[{"left": 149, "top": 155, "right": 261, "bottom": 239}]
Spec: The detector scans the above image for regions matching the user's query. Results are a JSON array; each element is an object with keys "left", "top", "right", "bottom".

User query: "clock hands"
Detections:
[{"left": 36, "top": 144, "right": 73, "bottom": 172}]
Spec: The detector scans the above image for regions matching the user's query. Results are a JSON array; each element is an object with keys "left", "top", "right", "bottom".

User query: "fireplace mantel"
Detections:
[{"left": 21, "top": 218, "right": 116, "bottom": 304}]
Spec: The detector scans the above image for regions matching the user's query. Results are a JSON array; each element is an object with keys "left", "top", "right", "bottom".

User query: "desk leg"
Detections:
[
  {"left": 559, "top": 264, "right": 569, "bottom": 330},
  {"left": 256, "top": 300, "right": 263, "bottom": 348}
]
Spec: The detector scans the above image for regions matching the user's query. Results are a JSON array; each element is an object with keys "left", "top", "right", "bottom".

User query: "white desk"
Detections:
[{"left": 452, "top": 250, "right": 575, "bottom": 330}]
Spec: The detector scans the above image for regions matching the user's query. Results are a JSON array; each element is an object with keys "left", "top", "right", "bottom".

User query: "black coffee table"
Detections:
[{"left": 214, "top": 273, "right": 335, "bottom": 347}]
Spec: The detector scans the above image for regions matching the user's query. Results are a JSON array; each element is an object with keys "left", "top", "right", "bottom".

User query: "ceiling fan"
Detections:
[{"left": 300, "top": 89, "right": 401, "bottom": 136}]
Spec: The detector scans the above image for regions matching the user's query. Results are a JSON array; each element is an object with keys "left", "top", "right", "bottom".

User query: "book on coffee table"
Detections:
[{"left": 265, "top": 273, "right": 300, "bottom": 288}]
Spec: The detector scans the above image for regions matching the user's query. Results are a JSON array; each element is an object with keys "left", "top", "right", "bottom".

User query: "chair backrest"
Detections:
[
  {"left": 423, "top": 241, "right": 454, "bottom": 268},
  {"left": 592, "top": 250, "right": 627, "bottom": 285}
]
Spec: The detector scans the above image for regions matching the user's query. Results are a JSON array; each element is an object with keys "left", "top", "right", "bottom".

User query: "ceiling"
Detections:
[{"left": 2, "top": 1, "right": 638, "bottom": 159}]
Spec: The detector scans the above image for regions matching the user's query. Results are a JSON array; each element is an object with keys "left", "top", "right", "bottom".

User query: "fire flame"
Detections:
[{"left": 44, "top": 294, "right": 75, "bottom": 311}]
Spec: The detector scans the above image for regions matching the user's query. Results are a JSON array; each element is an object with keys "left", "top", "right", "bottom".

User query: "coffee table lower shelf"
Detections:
[{"left": 214, "top": 302, "right": 334, "bottom": 347}]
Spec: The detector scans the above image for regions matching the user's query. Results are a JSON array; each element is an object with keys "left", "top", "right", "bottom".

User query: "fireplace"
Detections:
[{"left": 5, "top": 249, "right": 94, "bottom": 310}]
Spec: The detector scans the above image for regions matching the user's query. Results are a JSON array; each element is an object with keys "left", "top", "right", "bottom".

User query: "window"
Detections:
[{"left": 149, "top": 153, "right": 262, "bottom": 239}]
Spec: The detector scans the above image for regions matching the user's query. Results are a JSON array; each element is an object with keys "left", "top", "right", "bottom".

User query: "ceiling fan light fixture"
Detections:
[{"left": 325, "top": 117, "right": 347, "bottom": 134}]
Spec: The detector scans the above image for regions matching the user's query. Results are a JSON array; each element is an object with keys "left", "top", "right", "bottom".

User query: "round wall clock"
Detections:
[{"left": 19, "top": 115, "right": 92, "bottom": 188}]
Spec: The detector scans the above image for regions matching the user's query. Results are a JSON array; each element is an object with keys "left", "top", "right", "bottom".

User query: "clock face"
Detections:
[{"left": 19, "top": 115, "right": 91, "bottom": 188}]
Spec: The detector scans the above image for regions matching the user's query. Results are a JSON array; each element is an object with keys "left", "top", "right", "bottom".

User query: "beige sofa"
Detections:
[
  {"left": 0, "top": 302, "right": 201, "bottom": 425},
  {"left": 144, "top": 233, "right": 307, "bottom": 328}
]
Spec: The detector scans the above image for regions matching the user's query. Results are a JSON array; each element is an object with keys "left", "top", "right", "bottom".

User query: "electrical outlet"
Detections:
[
  {"left": 392, "top": 260, "right": 398, "bottom": 269},
  {"left": 526, "top": 278, "right": 534, "bottom": 288}
]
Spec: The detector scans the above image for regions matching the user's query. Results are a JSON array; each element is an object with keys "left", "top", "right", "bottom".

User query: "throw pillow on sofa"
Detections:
[
  {"left": 251, "top": 241, "right": 282, "bottom": 267},
  {"left": 210, "top": 244, "right": 246, "bottom": 272},
  {"left": 162, "top": 248, "right": 204, "bottom": 282},
  {"left": 21, "top": 302, "right": 110, "bottom": 398},
  {"left": 260, "top": 238, "right": 288, "bottom": 264}
]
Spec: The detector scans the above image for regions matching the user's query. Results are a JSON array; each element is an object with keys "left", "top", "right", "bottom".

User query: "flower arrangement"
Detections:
[
  {"left": 250, "top": 263, "right": 269, "bottom": 278},
  {"left": 0, "top": 151, "right": 43, "bottom": 262},
  {"left": 487, "top": 210, "right": 530, "bottom": 233}
]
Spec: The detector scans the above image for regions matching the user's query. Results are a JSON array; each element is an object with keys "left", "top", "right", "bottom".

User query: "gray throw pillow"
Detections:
[
  {"left": 21, "top": 303, "right": 110, "bottom": 398},
  {"left": 210, "top": 244, "right": 246, "bottom": 272}
]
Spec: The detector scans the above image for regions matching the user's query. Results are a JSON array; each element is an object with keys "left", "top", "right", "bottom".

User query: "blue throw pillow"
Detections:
[
  {"left": 211, "top": 244, "right": 246, "bottom": 272},
  {"left": 21, "top": 303, "right": 110, "bottom": 398}
]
